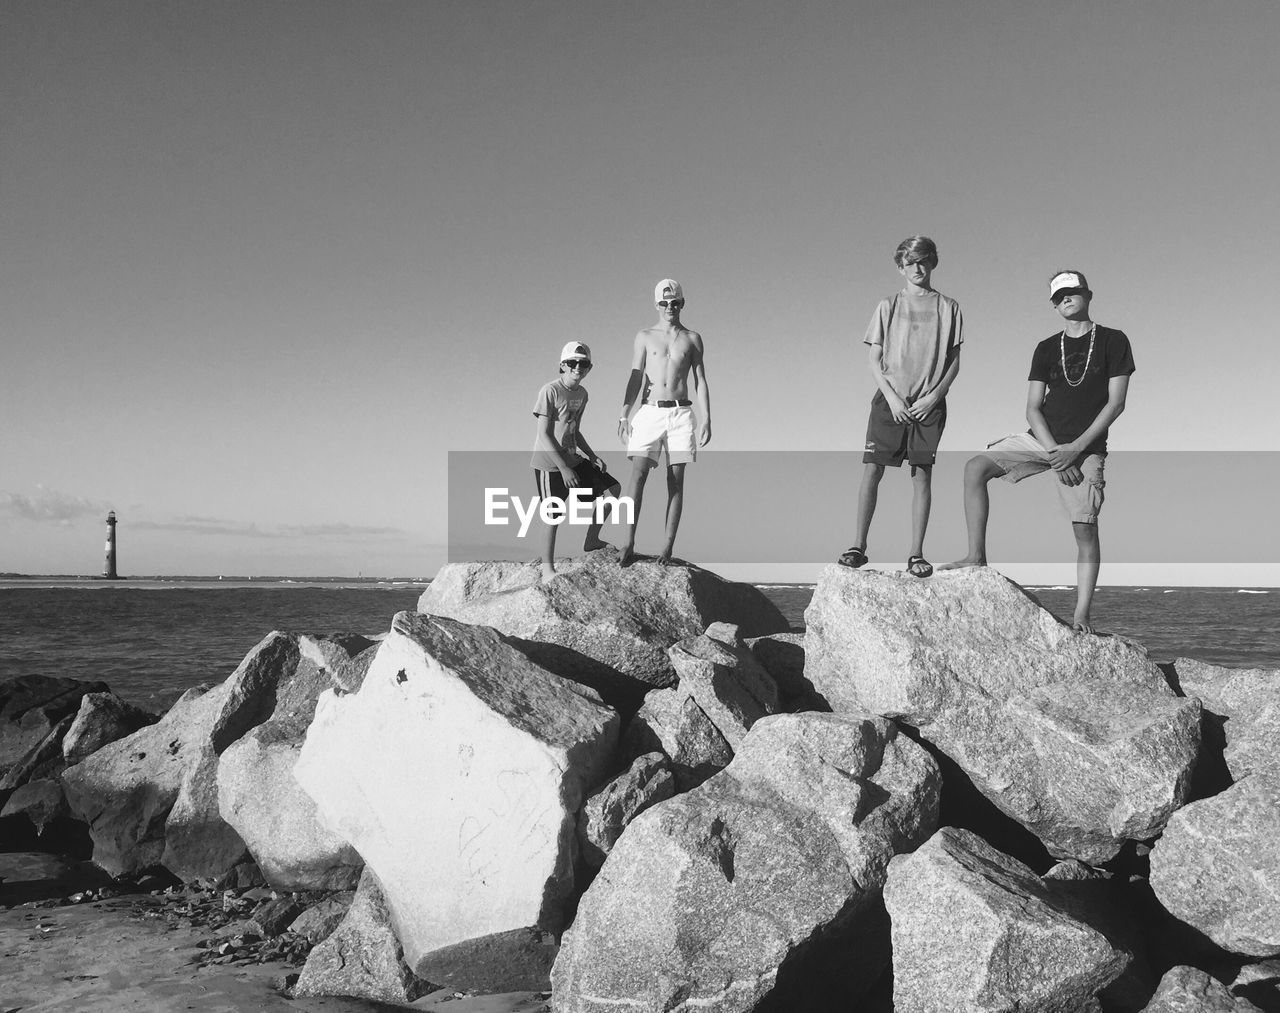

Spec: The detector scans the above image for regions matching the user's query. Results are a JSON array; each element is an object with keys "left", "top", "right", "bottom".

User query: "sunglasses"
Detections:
[
  {"left": 657, "top": 300, "right": 684, "bottom": 309},
  {"left": 562, "top": 360, "right": 592, "bottom": 371}
]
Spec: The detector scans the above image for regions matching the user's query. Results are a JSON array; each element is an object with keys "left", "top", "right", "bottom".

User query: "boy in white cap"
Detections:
[
  {"left": 839, "top": 236, "right": 963, "bottom": 578},
  {"left": 940, "top": 270, "right": 1135, "bottom": 632},
  {"left": 532, "top": 341, "right": 621, "bottom": 581},
  {"left": 617, "top": 279, "right": 711, "bottom": 565}
]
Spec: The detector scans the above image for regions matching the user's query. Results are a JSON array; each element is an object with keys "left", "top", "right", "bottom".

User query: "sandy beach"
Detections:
[{"left": 0, "top": 890, "right": 548, "bottom": 1013}]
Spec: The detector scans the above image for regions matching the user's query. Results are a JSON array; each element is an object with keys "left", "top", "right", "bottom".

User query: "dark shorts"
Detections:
[
  {"left": 532, "top": 460, "right": 620, "bottom": 520},
  {"left": 862, "top": 391, "right": 947, "bottom": 468}
]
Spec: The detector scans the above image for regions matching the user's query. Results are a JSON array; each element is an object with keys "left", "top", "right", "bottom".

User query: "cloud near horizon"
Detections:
[
  {"left": 0, "top": 488, "right": 111, "bottom": 525},
  {"left": 131, "top": 516, "right": 406, "bottom": 540}
]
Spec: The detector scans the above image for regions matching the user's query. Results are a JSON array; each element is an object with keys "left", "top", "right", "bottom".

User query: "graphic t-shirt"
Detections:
[
  {"left": 531, "top": 379, "right": 587, "bottom": 470},
  {"left": 1028, "top": 325, "right": 1135, "bottom": 455},
  {"left": 864, "top": 290, "right": 964, "bottom": 401}
]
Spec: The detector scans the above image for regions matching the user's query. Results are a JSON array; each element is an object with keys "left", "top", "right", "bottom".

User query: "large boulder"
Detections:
[
  {"left": 218, "top": 633, "right": 376, "bottom": 891},
  {"left": 1173, "top": 658, "right": 1280, "bottom": 780},
  {"left": 625, "top": 623, "right": 780, "bottom": 789},
  {"left": 62, "top": 632, "right": 298, "bottom": 879},
  {"left": 805, "top": 566, "right": 1201, "bottom": 862},
  {"left": 551, "top": 712, "right": 941, "bottom": 1012},
  {"left": 0, "top": 676, "right": 108, "bottom": 777},
  {"left": 418, "top": 548, "right": 789, "bottom": 704},
  {"left": 1149, "top": 773, "right": 1280, "bottom": 957},
  {"left": 293, "top": 867, "right": 434, "bottom": 1002},
  {"left": 295, "top": 611, "right": 618, "bottom": 988},
  {"left": 1140, "top": 965, "right": 1263, "bottom": 1012},
  {"left": 884, "top": 827, "right": 1130, "bottom": 1013}
]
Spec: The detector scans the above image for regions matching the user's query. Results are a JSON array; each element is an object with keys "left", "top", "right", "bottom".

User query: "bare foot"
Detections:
[
  {"left": 1073, "top": 619, "right": 1094, "bottom": 634},
  {"left": 540, "top": 563, "right": 557, "bottom": 583},
  {"left": 938, "top": 555, "right": 987, "bottom": 571},
  {"left": 583, "top": 538, "right": 610, "bottom": 551},
  {"left": 620, "top": 546, "right": 637, "bottom": 567},
  {"left": 657, "top": 548, "right": 674, "bottom": 566}
]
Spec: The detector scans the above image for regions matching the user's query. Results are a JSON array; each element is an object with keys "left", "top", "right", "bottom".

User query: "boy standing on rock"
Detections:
[
  {"left": 940, "top": 270, "right": 1135, "bottom": 632},
  {"left": 532, "top": 341, "right": 621, "bottom": 582},
  {"left": 839, "top": 236, "right": 963, "bottom": 578},
  {"left": 617, "top": 279, "right": 712, "bottom": 566}
]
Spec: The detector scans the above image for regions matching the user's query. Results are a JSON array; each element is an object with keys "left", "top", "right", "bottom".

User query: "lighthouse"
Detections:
[{"left": 102, "top": 511, "right": 119, "bottom": 579}]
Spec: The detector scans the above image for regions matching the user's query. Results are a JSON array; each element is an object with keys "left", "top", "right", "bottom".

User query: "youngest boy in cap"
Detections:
[
  {"left": 840, "top": 236, "right": 963, "bottom": 577},
  {"left": 532, "top": 341, "right": 622, "bottom": 581},
  {"left": 940, "top": 270, "right": 1135, "bottom": 632}
]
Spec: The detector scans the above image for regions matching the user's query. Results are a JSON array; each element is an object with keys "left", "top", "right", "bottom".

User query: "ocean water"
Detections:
[{"left": 1, "top": 580, "right": 1277, "bottom": 712}]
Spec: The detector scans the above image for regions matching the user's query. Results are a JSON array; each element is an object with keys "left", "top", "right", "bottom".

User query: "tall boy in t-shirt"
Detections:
[
  {"left": 531, "top": 341, "right": 621, "bottom": 581},
  {"left": 839, "top": 235, "right": 963, "bottom": 577},
  {"left": 940, "top": 270, "right": 1135, "bottom": 632}
]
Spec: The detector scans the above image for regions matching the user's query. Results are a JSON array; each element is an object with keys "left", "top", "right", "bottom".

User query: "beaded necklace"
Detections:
[{"left": 1060, "top": 324, "right": 1096, "bottom": 388}]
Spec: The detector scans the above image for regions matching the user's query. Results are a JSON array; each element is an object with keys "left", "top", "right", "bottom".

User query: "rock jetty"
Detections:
[{"left": 4, "top": 553, "right": 1280, "bottom": 1012}]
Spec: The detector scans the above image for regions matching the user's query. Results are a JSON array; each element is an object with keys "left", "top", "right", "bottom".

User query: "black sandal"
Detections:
[
  {"left": 906, "top": 555, "right": 933, "bottom": 578},
  {"left": 837, "top": 546, "right": 868, "bottom": 568}
]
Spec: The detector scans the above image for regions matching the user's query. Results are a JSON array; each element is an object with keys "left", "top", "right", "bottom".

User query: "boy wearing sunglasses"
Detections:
[
  {"left": 840, "top": 236, "right": 963, "bottom": 578},
  {"left": 940, "top": 270, "right": 1134, "bottom": 633},
  {"left": 532, "top": 342, "right": 621, "bottom": 581},
  {"left": 617, "top": 279, "right": 712, "bottom": 566}
]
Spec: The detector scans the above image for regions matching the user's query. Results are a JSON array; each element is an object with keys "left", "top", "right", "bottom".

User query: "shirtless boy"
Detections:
[{"left": 616, "top": 279, "right": 711, "bottom": 565}]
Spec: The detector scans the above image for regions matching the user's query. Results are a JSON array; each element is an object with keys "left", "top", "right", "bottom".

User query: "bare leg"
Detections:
[
  {"left": 854, "top": 462, "right": 885, "bottom": 553},
  {"left": 910, "top": 464, "right": 932, "bottom": 560},
  {"left": 1072, "top": 521, "right": 1101, "bottom": 631},
  {"left": 940, "top": 455, "right": 1005, "bottom": 569},
  {"left": 583, "top": 482, "right": 621, "bottom": 551},
  {"left": 540, "top": 514, "right": 559, "bottom": 582},
  {"left": 658, "top": 463, "right": 686, "bottom": 564},
  {"left": 621, "top": 460, "right": 653, "bottom": 565}
]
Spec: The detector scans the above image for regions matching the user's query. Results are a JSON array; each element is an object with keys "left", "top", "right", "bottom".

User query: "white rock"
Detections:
[{"left": 295, "top": 612, "right": 618, "bottom": 981}]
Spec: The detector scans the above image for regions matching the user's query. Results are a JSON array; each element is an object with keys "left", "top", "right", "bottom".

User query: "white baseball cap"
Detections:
[
  {"left": 654, "top": 279, "right": 684, "bottom": 303},
  {"left": 1049, "top": 271, "right": 1090, "bottom": 301},
  {"left": 559, "top": 341, "right": 592, "bottom": 363}
]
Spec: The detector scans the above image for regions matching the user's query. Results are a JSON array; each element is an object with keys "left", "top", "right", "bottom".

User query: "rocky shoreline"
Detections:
[{"left": 3, "top": 546, "right": 1279, "bottom": 1011}]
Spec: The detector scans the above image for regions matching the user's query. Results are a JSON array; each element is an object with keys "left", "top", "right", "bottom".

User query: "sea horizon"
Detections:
[{"left": 1, "top": 572, "right": 1275, "bottom": 592}]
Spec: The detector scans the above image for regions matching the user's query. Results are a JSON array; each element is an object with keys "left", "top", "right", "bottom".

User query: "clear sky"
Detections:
[{"left": 3, "top": 0, "right": 1278, "bottom": 582}]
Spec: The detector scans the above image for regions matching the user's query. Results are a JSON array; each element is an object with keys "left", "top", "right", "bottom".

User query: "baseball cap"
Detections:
[
  {"left": 654, "top": 279, "right": 684, "bottom": 303},
  {"left": 559, "top": 341, "right": 592, "bottom": 363},
  {"left": 1048, "top": 271, "right": 1090, "bottom": 301}
]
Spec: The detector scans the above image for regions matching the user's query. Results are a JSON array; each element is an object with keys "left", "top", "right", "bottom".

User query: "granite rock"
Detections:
[
  {"left": 1173, "top": 657, "right": 1280, "bottom": 780},
  {"left": 626, "top": 623, "right": 780, "bottom": 789},
  {"left": 805, "top": 565, "right": 1200, "bottom": 862},
  {"left": 1140, "top": 965, "right": 1262, "bottom": 1012},
  {"left": 1150, "top": 773, "right": 1280, "bottom": 957},
  {"left": 217, "top": 633, "right": 375, "bottom": 891},
  {"left": 884, "top": 827, "right": 1130, "bottom": 1013},
  {"left": 293, "top": 868, "right": 433, "bottom": 1002},
  {"left": 551, "top": 712, "right": 940, "bottom": 1012},
  {"left": 418, "top": 549, "right": 789, "bottom": 704},
  {"left": 578, "top": 752, "right": 675, "bottom": 868}
]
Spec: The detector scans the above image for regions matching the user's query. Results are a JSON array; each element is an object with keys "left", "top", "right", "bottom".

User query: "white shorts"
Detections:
[
  {"left": 627, "top": 404, "right": 697, "bottom": 464},
  {"left": 984, "top": 432, "right": 1106, "bottom": 524}
]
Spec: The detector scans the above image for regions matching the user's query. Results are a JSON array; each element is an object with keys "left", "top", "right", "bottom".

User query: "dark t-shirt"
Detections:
[{"left": 1028, "top": 324, "right": 1135, "bottom": 455}]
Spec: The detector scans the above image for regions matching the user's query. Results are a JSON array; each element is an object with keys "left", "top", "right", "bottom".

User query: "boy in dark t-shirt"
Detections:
[{"left": 941, "top": 270, "right": 1134, "bottom": 632}]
